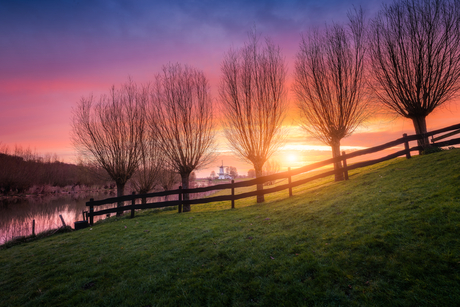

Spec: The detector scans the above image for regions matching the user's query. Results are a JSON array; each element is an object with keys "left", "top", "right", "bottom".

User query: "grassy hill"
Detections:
[{"left": 1, "top": 149, "right": 460, "bottom": 306}]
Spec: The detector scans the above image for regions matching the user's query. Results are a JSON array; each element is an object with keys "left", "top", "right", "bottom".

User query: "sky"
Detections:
[{"left": 1, "top": 0, "right": 460, "bottom": 178}]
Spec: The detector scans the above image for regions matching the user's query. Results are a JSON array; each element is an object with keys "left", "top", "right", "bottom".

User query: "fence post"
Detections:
[
  {"left": 231, "top": 180, "right": 235, "bottom": 209},
  {"left": 131, "top": 191, "right": 135, "bottom": 219},
  {"left": 288, "top": 167, "right": 293, "bottom": 197},
  {"left": 89, "top": 198, "right": 94, "bottom": 226},
  {"left": 178, "top": 186, "right": 183, "bottom": 213},
  {"left": 403, "top": 133, "right": 411, "bottom": 159},
  {"left": 342, "top": 151, "right": 349, "bottom": 180},
  {"left": 59, "top": 215, "right": 66, "bottom": 227},
  {"left": 32, "top": 219, "right": 35, "bottom": 236}
]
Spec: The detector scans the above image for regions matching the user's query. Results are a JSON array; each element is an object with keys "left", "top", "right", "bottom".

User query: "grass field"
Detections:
[{"left": 1, "top": 149, "right": 460, "bottom": 306}]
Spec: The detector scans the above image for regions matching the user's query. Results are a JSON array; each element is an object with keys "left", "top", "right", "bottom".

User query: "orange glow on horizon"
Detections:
[
  {"left": 1, "top": 76, "right": 459, "bottom": 178},
  {"left": 286, "top": 153, "right": 298, "bottom": 164}
]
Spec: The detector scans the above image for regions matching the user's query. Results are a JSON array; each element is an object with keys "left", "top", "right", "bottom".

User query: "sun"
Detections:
[{"left": 286, "top": 153, "right": 297, "bottom": 163}]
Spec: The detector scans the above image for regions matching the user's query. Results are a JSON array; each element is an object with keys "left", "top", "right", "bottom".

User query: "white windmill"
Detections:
[{"left": 217, "top": 161, "right": 232, "bottom": 180}]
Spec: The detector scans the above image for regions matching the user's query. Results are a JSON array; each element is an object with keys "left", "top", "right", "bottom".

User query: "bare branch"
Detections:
[
  {"left": 149, "top": 63, "right": 216, "bottom": 212},
  {"left": 220, "top": 31, "right": 288, "bottom": 202},
  {"left": 72, "top": 79, "right": 146, "bottom": 212},
  {"left": 294, "top": 9, "right": 371, "bottom": 181},
  {"left": 369, "top": 0, "right": 460, "bottom": 151},
  {"left": 131, "top": 85, "right": 165, "bottom": 199}
]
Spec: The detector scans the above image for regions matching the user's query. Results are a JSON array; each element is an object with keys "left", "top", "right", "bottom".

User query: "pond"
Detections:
[{"left": 0, "top": 191, "right": 115, "bottom": 245}]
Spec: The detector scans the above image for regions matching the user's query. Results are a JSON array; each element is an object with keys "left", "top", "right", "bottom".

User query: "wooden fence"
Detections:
[{"left": 85, "top": 122, "right": 460, "bottom": 225}]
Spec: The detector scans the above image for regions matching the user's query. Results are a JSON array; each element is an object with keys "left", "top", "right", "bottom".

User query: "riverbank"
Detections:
[
  {"left": 0, "top": 189, "right": 115, "bottom": 245},
  {"left": 0, "top": 185, "right": 116, "bottom": 202},
  {"left": 1, "top": 225, "right": 73, "bottom": 249}
]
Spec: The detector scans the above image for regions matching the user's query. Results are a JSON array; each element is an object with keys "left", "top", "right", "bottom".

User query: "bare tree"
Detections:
[
  {"left": 130, "top": 85, "right": 165, "bottom": 204},
  {"left": 157, "top": 167, "right": 181, "bottom": 201},
  {"left": 220, "top": 31, "right": 287, "bottom": 202},
  {"left": 75, "top": 159, "right": 112, "bottom": 187},
  {"left": 226, "top": 166, "right": 238, "bottom": 179},
  {"left": 209, "top": 170, "right": 216, "bottom": 179},
  {"left": 131, "top": 136, "right": 164, "bottom": 204},
  {"left": 294, "top": 10, "right": 370, "bottom": 181},
  {"left": 72, "top": 80, "right": 146, "bottom": 214},
  {"left": 149, "top": 63, "right": 216, "bottom": 212},
  {"left": 369, "top": 0, "right": 460, "bottom": 152},
  {"left": 263, "top": 159, "right": 280, "bottom": 185}
]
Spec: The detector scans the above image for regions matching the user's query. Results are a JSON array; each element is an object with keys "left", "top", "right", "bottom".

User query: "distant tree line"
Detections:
[
  {"left": 0, "top": 144, "right": 183, "bottom": 197},
  {"left": 0, "top": 145, "right": 110, "bottom": 195},
  {"left": 69, "top": 0, "right": 460, "bottom": 210}
]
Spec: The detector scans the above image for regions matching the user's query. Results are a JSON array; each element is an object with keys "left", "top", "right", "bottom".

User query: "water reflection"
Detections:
[
  {"left": 0, "top": 191, "right": 115, "bottom": 244},
  {"left": 1, "top": 182, "right": 217, "bottom": 245}
]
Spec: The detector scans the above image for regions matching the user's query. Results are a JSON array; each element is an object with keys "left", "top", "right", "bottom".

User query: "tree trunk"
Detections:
[
  {"left": 116, "top": 182, "right": 125, "bottom": 217},
  {"left": 255, "top": 165, "right": 264, "bottom": 203},
  {"left": 162, "top": 186, "right": 168, "bottom": 201},
  {"left": 411, "top": 116, "right": 429, "bottom": 154},
  {"left": 181, "top": 173, "right": 191, "bottom": 212},
  {"left": 331, "top": 140, "right": 344, "bottom": 182},
  {"left": 139, "top": 189, "right": 148, "bottom": 205}
]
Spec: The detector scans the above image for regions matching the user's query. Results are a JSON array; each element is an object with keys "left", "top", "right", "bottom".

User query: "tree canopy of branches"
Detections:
[
  {"left": 131, "top": 136, "right": 164, "bottom": 204},
  {"left": 294, "top": 10, "right": 370, "bottom": 181},
  {"left": 72, "top": 81, "right": 146, "bottom": 213},
  {"left": 149, "top": 63, "right": 215, "bottom": 212},
  {"left": 130, "top": 84, "right": 165, "bottom": 204},
  {"left": 369, "top": 0, "right": 460, "bottom": 152},
  {"left": 263, "top": 159, "right": 280, "bottom": 185},
  {"left": 209, "top": 170, "right": 216, "bottom": 179},
  {"left": 157, "top": 167, "right": 181, "bottom": 201},
  {"left": 220, "top": 32, "right": 287, "bottom": 202},
  {"left": 226, "top": 166, "right": 238, "bottom": 179}
]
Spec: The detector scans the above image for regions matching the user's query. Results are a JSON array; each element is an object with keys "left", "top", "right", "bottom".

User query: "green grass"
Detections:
[{"left": 1, "top": 149, "right": 460, "bottom": 306}]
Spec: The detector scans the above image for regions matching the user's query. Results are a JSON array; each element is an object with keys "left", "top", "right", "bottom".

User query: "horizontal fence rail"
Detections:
[{"left": 85, "top": 122, "right": 460, "bottom": 225}]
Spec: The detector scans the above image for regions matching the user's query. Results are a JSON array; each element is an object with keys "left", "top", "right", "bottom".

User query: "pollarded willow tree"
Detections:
[
  {"left": 157, "top": 166, "right": 181, "bottom": 201},
  {"left": 72, "top": 80, "right": 146, "bottom": 214},
  {"left": 369, "top": 0, "right": 460, "bottom": 152},
  {"left": 131, "top": 136, "right": 165, "bottom": 204},
  {"left": 220, "top": 32, "right": 288, "bottom": 203},
  {"left": 131, "top": 136, "right": 164, "bottom": 200},
  {"left": 294, "top": 9, "right": 371, "bottom": 181},
  {"left": 131, "top": 85, "right": 165, "bottom": 204},
  {"left": 149, "top": 63, "right": 215, "bottom": 212}
]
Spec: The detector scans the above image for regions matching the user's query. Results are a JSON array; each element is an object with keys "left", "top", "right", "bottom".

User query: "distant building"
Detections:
[{"left": 217, "top": 161, "right": 232, "bottom": 180}]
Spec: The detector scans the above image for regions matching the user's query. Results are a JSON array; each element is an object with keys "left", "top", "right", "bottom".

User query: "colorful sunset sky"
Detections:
[{"left": 1, "top": 0, "right": 459, "bottom": 178}]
